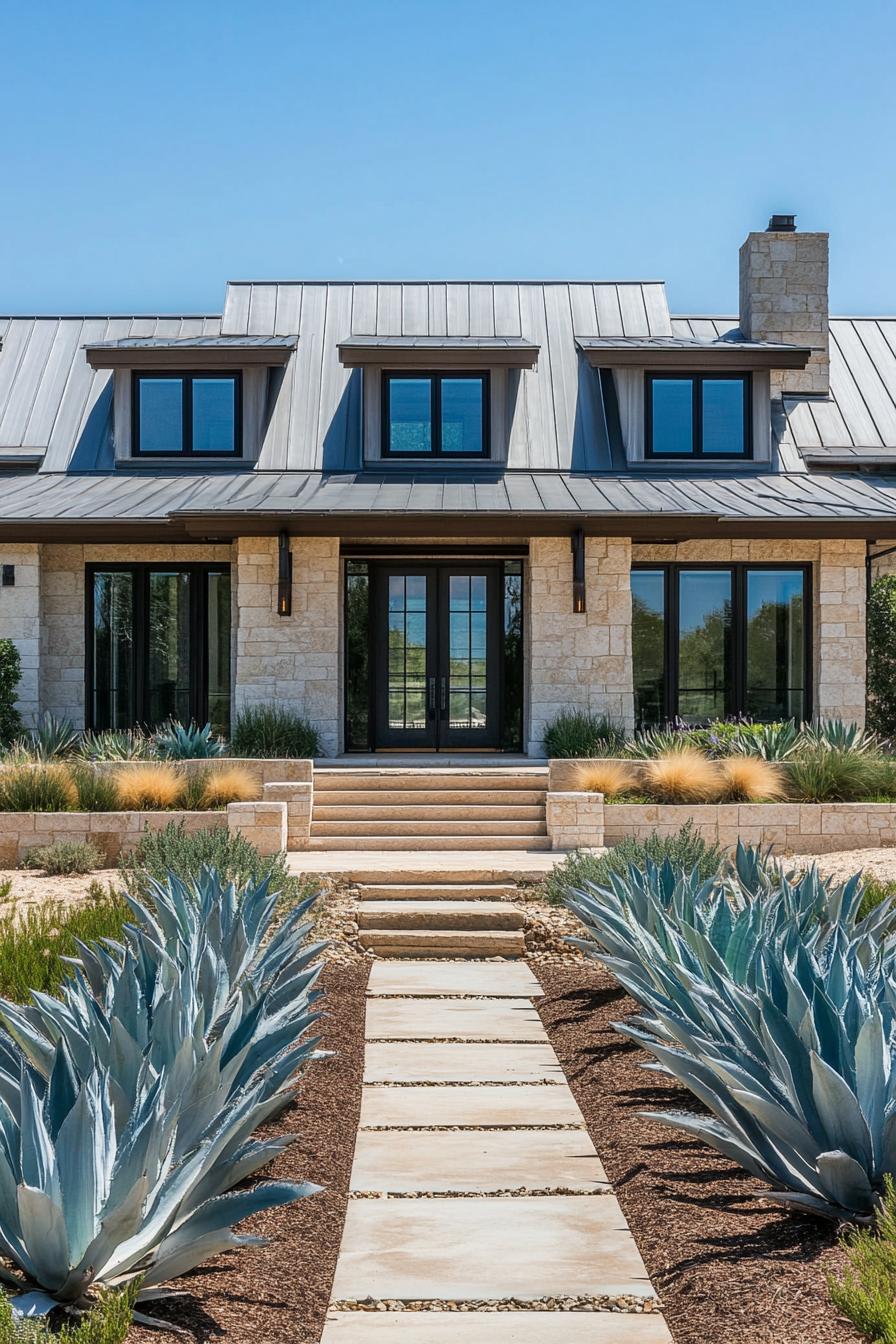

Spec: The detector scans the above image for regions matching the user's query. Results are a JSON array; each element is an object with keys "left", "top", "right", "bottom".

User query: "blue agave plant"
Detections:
[
  {"left": 566, "top": 844, "right": 896, "bottom": 1221},
  {"left": 0, "top": 867, "right": 324, "bottom": 1322},
  {"left": 152, "top": 719, "right": 225, "bottom": 760}
]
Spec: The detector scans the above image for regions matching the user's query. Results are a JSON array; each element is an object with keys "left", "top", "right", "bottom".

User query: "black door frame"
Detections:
[
  {"left": 370, "top": 561, "right": 503, "bottom": 751},
  {"left": 85, "top": 562, "right": 230, "bottom": 731}
]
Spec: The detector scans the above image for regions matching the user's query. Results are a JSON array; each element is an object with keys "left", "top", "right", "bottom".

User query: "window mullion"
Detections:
[
  {"left": 694, "top": 376, "right": 702, "bottom": 456},
  {"left": 184, "top": 376, "right": 192, "bottom": 456},
  {"left": 433, "top": 376, "right": 441, "bottom": 456}
]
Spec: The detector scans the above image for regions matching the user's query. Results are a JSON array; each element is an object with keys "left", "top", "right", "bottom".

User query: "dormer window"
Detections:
[
  {"left": 133, "top": 372, "right": 241, "bottom": 457},
  {"left": 646, "top": 372, "right": 751, "bottom": 459},
  {"left": 383, "top": 372, "right": 489, "bottom": 458}
]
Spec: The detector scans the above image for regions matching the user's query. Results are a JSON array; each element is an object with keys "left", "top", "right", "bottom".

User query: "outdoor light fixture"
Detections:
[
  {"left": 277, "top": 531, "right": 292, "bottom": 616},
  {"left": 571, "top": 528, "right": 586, "bottom": 613}
]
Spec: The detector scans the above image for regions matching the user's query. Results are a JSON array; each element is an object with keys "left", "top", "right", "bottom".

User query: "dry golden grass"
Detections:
[
  {"left": 112, "top": 763, "right": 184, "bottom": 811},
  {"left": 642, "top": 748, "right": 723, "bottom": 804},
  {"left": 575, "top": 760, "right": 640, "bottom": 797},
  {"left": 718, "top": 756, "right": 786, "bottom": 802},
  {"left": 200, "top": 765, "right": 260, "bottom": 809}
]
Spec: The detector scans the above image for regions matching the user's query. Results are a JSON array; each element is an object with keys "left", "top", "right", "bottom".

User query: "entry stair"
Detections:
[
  {"left": 309, "top": 766, "right": 550, "bottom": 852},
  {"left": 352, "top": 871, "right": 528, "bottom": 957}
]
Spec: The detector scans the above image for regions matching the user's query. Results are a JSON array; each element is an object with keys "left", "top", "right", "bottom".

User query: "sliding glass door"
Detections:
[
  {"left": 632, "top": 563, "right": 809, "bottom": 726},
  {"left": 88, "top": 564, "right": 231, "bottom": 735}
]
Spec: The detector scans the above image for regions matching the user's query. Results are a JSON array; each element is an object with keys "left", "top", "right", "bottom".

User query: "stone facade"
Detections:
[
  {"left": 601, "top": 801, "right": 896, "bottom": 856},
  {"left": 0, "top": 544, "right": 40, "bottom": 726},
  {"left": 528, "top": 536, "right": 634, "bottom": 753},
  {"left": 739, "top": 228, "right": 829, "bottom": 394},
  {"left": 262, "top": 780, "right": 313, "bottom": 849},
  {"left": 233, "top": 536, "right": 341, "bottom": 755},
  {"left": 226, "top": 800, "right": 288, "bottom": 855},
  {"left": 0, "top": 808, "right": 224, "bottom": 867},
  {"left": 632, "top": 537, "right": 866, "bottom": 727},
  {"left": 545, "top": 791, "right": 604, "bottom": 849}
]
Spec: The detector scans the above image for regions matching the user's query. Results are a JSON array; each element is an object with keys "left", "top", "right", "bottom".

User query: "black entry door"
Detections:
[{"left": 372, "top": 565, "right": 501, "bottom": 750}]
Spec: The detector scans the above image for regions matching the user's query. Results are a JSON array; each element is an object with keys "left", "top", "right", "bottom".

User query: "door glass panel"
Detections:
[
  {"left": 632, "top": 570, "right": 665, "bottom": 726},
  {"left": 447, "top": 574, "right": 488, "bottom": 732},
  {"left": 147, "top": 571, "right": 192, "bottom": 727},
  {"left": 91, "top": 572, "right": 135, "bottom": 730},
  {"left": 206, "top": 570, "right": 231, "bottom": 737},
  {"left": 501, "top": 561, "right": 523, "bottom": 751},
  {"left": 745, "top": 569, "right": 805, "bottom": 721},
  {"left": 345, "top": 560, "right": 371, "bottom": 751},
  {"left": 677, "top": 570, "right": 731, "bottom": 723},
  {"left": 387, "top": 574, "right": 428, "bottom": 730}
]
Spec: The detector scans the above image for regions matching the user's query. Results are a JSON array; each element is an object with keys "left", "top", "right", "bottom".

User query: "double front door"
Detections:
[{"left": 373, "top": 565, "right": 501, "bottom": 750}]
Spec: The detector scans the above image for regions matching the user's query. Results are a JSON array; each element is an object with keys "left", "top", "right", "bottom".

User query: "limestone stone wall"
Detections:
[
  {"left": 545, "top": 791, "right": 604, "bottom": 849},
  {"left": 0, "top": 544, "right": 40, "bottom": 726},
  {"left": 0, "top": 808, "right": 224, "bottom": 866},
  {"left": 739, "top": 228, "right": 829, "bottom": 395},
  {"left": 602, "top": 801, "right": 896, "bottom": 856},
  {"left": 632, "top": 538, "right": 866, "bottom": 726},
  {"left": 527, "top": 536, "right": 633, "bottom": 753},
  {"left": 40, "top": 543, "right": 232, "bottom": 726},
  {"left": 226, "top": 800, "right": 288, "bottom": 856},
  {"left": 233, "top": 536, "right": 341, "bottom": 756}
]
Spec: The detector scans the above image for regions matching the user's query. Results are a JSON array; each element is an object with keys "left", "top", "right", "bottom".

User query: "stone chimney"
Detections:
[{"left": 739, "top": 215, "right": 829, "bottom": 395}]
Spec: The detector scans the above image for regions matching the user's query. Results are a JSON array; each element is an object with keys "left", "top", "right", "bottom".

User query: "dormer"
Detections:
[{"left": 84, "top": 335, "right": 297, "bottom": 464}]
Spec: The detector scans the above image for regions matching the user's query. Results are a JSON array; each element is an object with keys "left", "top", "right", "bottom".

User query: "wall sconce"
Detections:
[
  {"left": 277, "top": 531, "right": 293, "bottom": 616},
  {"left": 571, "top": 528, "right": 586, "bottom": 613}
]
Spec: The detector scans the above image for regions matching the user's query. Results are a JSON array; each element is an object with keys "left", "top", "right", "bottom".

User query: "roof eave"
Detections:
[
  {"left": 84, "top": 344, "right": 295, "bottom": 370},
  {"left": 577, "top": 345, "right": 812, "bottom": 370}
]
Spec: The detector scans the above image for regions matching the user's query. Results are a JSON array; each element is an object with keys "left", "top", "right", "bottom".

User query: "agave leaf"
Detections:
[{"left": 16, "top": 1186, "right": 70, "bottom": 1293}]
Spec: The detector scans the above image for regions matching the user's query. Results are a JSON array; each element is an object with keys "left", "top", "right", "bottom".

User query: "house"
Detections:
[{"left": 0, "top": 216, "right": 893, "bottom": 757}]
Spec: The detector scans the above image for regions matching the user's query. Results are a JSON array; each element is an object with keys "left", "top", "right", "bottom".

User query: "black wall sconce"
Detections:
[
  {"left": 1, "top": 566, "right": 14, "bottom": 588},
  {"left": 571, "top": 528, "right": 586, "bottom": 613},
  {"left": 277, "top": 531, "right": 293, "bottom": 616}
]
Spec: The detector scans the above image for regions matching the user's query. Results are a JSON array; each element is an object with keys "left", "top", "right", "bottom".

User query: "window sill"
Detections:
[{"left": 115, "top": 457, "right": 251, "bottom": 472}]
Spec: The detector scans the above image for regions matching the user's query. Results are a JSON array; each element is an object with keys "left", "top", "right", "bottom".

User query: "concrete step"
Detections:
[
  {"left": 313, "top": 789, "right": 547, "bottom": 807},
  {"left": 359, "top": 928, "right": 526, "bottom": 957},
  {"left": 311, "top": 819, "right": 548, "bottom": 837},
  {"left": 314, "top": 803, "right": 545, "bottom": 822},
  {"left": 313, "top": 770, "right": 548, "bottom": 792},
  {"left": 306, "top": 835, "right": 553, "bottom": 851},
  {"left": 356, "top": 882, "right": 520, "bottom": 901},
  {"left": 357, "top": 901, "right": 525, "bottom": 931}
]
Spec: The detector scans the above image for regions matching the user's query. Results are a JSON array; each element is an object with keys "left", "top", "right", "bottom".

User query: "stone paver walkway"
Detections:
[{"left": 320, "top": 960, "right": 672, "bottom": 1342}]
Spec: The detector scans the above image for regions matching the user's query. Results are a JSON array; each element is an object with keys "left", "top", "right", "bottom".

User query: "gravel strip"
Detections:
[
  {"left": 359, "top": 1124, "right": 584, "bottom": 1132},
  {"left": 330, "top": 1295, "right": 660, "bottom": 1313},
  {"left": 535, "top": 963, "right": 859, "bottom": 1344},
  {"left": 349, "top": 1187, "right": 610, "bottom": 1199}
]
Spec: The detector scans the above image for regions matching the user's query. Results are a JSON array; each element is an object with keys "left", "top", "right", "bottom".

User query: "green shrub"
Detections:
[
  {"left": 788, "top": 747, "right": 889, "bottom": 802},
  {"left": 0, "top": 1281, "right": 138, "bottom": 1342},
  {"left": 76, "top": 728, "right": 153, "bottom": 761},
  {"left": 119, "top": 820, "right": 303, "bottom": 903},
  {"left": 0, "top": 641, "right": 22, "bottom": 749},
  {"left": 0, "top": 885, "right": 130, "bottom": 1001},
  {"left": 69, "top": 764, "right": 122, "bottom": 812},
  {"left": 542, "top": 711, "right": 624, "bottom": 758},
  {"left": 230, "top": 704, "right": 321, "bottom": 758},
  {"left": 829, "top": 1173, "right": 896, "bottom": 1340},
  {"left": 178, "top": 767, "right": 210, "bottom": 811},
  {"left": 25, "top": 840, "right": 104, "bottom": 876},
  {"left": 858, "top": 876, "right": 896, "bottom": 923},
  {"left": 868, "top": 573, "right": 896, "bottom": 738},
  {"left": 0, "top": 763, "right": 76, "bottom": 812},
  {"left": 539, "top": 820, "right": 725, "bottom": 905}
]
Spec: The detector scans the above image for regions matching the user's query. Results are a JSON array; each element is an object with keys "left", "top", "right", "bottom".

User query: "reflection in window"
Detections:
[
  {"left": 384, "top": 373, "right": 487, "bottom": 457},
  {"left": 702, "top": 379, "right": 746, "bottom": 455},
  {"left": 387, "top": 379, "right": 432, "bottom": 454},
  {"left": 345, "top": 560, "right": 371, "bottom": 751},
  {"left": 502, "top": 561, "right": 523, "bottom": 751},
  {"left": 206, "top": 571, "right": 231, "bottom": 738},
  {"left": 441, "top": 378, "right": 484, "bottom": 454},
  {"left": 92, "top": 572, "right": 135, "bottom": 730},
  {"left": 137, "top": 378, "right": 183, "bottom": 454},
  {"left": 134, "top": 373, "right": 239, "bottom": 455},
  {"left": 447, "top": 574, "right": 488, "bottom": 731},
  {"left": 647, "top": 374, "right": 749, "bottom": 458},
  {"left": 649, "top": 380, "right": 692, "bottom": 455},
  {"left": 745, "top": 570, "right": 805, "bottom": 721},
  {"left": 632, "top": 570, "right": 665, "bottom": 726},
  {"left": 387, "top": 574, "right": 428, "bottom": 729},
  {"left": 677, "top": 570, "right": 732, "bottom": 723}
]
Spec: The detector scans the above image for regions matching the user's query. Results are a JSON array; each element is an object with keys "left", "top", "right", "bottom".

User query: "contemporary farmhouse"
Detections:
[{"left": 1, "top": 217, "right": 894, "bottom": 756}]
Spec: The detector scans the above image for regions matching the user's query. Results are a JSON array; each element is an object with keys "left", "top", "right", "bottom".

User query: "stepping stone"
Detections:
[
  {"left": 364, "top": 1043, "right": 564, "bottom": 1085},
  {"left": 367, "top": 960, "right": 541, "bottom": 997},
  {"left": 331, "top": 1195, "right": 656, "bottom": 1302},
  {"left": 350, "top": 1129, "right": 608, "bottom": 1193},
  {"left": 360, "top": 1083, "right": 585, "bottom": 1128},
  {"left": 365, "top": 998, "right": 547, "bottom": 1042},
  {"left": 322, "top": 1312, "right": 675, "bottom": 1342}
]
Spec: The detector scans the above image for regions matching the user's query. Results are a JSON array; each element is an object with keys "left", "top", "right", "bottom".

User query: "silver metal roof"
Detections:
[{"left": 85, "top": 335, "right": 295, "bottom": 350}]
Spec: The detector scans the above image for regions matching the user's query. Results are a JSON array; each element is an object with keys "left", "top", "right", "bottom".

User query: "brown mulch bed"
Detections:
[
  {"left": 535, "top": 964, "right": 861, "bottom": 1344},
  {"left": 130, "top": 961, "right": 369, "bottom": 1343}
]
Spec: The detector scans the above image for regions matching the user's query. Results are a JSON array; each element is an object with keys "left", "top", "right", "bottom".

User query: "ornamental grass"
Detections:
[
  {"left": 0, "top": 762, "right": 78, "bottom": 812},
  {"left": 575, "top": 760, "right": 640, "bottom": 798},
  {"left": 200, "top": 765, "right": 260, "bottom": 808},
  {"left": 717, "top": 755, "right": 787, "bottom": 802},
  {"left": 641, "top": 748, "right": 722, "bottom": 803},
  {"left": 111, "top": 763, "right": 184, "bottom": 811}
]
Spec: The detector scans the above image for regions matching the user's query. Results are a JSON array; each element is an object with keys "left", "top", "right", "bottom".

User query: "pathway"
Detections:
[{"left": 320, "top": 958, "right": 672, "bottom": 1342}]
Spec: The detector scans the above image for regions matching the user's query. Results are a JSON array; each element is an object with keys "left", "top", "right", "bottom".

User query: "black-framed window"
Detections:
[
  {"left": 382, "top": 372, "right": 489, "bottom": 457},
  {"left": 646, "top": 373, "right": 751, "bottom": 459},
  {"left": 87, "top": 564, "right": 231, "bottom": 736},
  {"left": 133, "top": 372, "right": 241, "bottom": 456},
  {"left": 631, "top": 563, "right": 809, "bottom": 726}
]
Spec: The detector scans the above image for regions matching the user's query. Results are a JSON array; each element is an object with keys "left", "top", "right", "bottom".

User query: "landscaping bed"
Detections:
[
  {"left": 130, "top": 960, "right": 369, "bottom": 1343},
  {"left": 535, "top": 963, "right": 859, "bottom": 1344}
]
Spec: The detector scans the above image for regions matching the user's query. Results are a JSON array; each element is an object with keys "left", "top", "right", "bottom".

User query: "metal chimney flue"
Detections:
[{"left": 767, "top": 214, "right": 796, "bottom": 232}]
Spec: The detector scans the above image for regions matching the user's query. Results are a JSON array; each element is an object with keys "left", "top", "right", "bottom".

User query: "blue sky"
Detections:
[{"left": 1, "top": 0, "right": 894, "bottom": 315}]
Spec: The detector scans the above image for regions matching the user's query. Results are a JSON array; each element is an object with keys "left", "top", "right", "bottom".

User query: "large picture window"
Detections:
[
  {"left": 646, "top": 373, "right": 751, "bottom": 459},
  {"left": 632, "top": 564, "right": 809, "bottom": 725},
  {"left": 382, "top": 372, "right": 489, "bottom": 458},
  {"left": 133, "top": 373, "right": 241, "bottom": 456},
  {"left": 88, "top": 564, "right": 231, "bottom": 735}
]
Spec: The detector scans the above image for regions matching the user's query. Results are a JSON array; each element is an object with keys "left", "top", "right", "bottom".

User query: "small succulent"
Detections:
[
  {"left": 76, "top": 729, "right": 153, "bottom": 761},
  {"left": 152, "top": 719, "right": 225, "bottom": 760},
  {"left": 14, "top": 713, "right": 79, "bottom": 761}
]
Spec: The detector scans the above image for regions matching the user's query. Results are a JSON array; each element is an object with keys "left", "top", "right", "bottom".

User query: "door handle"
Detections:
[{"left": 440, "top": 677, "right": 447, "bottom": 711}]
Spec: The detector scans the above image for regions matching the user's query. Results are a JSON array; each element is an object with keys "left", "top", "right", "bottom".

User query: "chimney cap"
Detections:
[{"left": 767, "top": 214, "right": 796, "bottom": 232}]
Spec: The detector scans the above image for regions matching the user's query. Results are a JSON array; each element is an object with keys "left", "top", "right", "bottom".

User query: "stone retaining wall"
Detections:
[
  {"left": 602, "top": 801, "right": 896, "bottom": 854},
  {"left": 545, "top": 792, "right": 605, "bottom": 850},
  {"left": 0, "top": 809, "right": 225, "bottom": 866},
  {"left": 91, "top": 757, "right": 313, "bottom": 786}
]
